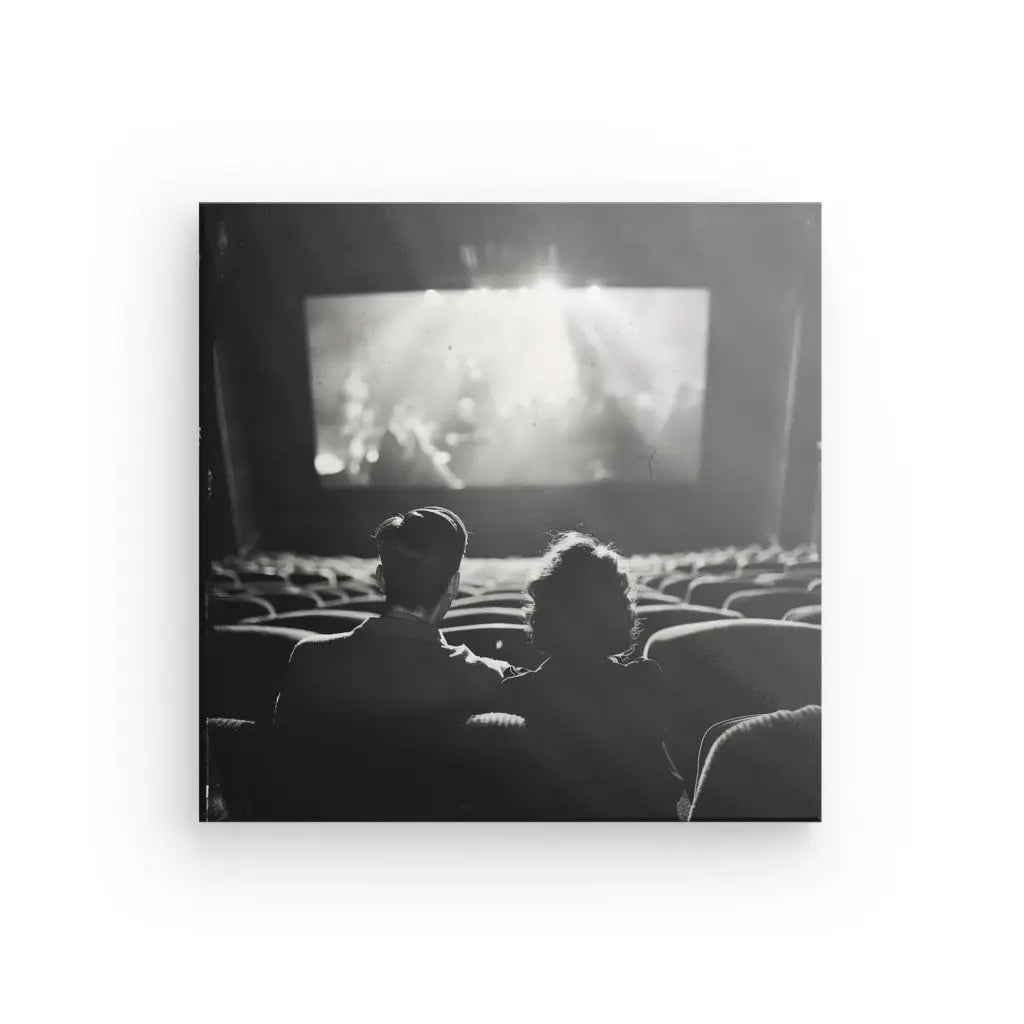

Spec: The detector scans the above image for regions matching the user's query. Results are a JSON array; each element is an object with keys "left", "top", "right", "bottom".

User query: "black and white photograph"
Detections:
[{"left": 201, "top": 203, "right": 822, "bottom": 821}]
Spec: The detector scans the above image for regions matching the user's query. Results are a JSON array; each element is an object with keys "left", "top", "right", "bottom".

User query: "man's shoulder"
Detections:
[{"left": 292, "top": 629, "right": 362, "bottom": 659}]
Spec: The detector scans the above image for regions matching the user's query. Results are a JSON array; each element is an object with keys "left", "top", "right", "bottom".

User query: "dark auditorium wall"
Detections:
[{"left": 200, "top": 204, "right": 820, "bottom": 556}]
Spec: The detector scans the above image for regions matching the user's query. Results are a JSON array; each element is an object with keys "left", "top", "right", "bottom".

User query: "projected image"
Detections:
[{"left": 307, "top": 284, "right": 709, "bottom": 488}]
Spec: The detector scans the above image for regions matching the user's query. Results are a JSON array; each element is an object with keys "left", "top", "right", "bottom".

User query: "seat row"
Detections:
[{"left": 203, "top": 615, "right": 821, "bottom": 820}]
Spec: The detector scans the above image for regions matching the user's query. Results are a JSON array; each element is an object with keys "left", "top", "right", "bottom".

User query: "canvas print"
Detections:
[{"left": 200, "top": 203, "right": 821, "bottom": 821}]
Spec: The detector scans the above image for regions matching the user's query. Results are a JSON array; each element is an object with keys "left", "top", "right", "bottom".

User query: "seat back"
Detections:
[
  {"left": 659, "top": 574, "right": 696, "bottom": 600},
  {"left": 242, "top": 608, "right": 375, "bottom": 634},
  {"left": 309, "top": 587, "right": 353, "bottom": 604},
  {"left": 723, "top": 587, "right": 819, "bottom": 619},
  {"left": 456, "top": 713, "right": 536, "bottom": 819},
  {"left": 250, "top": 589, "right": 323, "bottom": 614},
  {"left": 689, "top": 706, "right": 821, "bottom": 821},
  {"left": 236, "top": 568, "right": 287, "bottom": 584},
  {"left": 287, "top": 570, "right": 335, "bottom": 588},
  {"left": 442, "top": 623, "right": 545, "bottom": 670},
  {"left": 442, "top": 606, "right": 526, "bottom": 627},
  {"left": 634, "top": 588, "right": 682, "bottom": 606},
  {"left": 644, "top": 619, "right": 821, "bottom": 786},
  {"left": 203, "top": 625, "right": 315, "bottom": 726},
  {"left": 334, "top": 596, "right": 387, "bottom": 614},
  {"left": 204, "top": 717, "right": 271, "bottom": 821},
  {"left": 685, "top": 574, "right": 772, "bottom": 607},
  {"left": 784, "top": 560, "right": 821, "bottom": 577},
  {"left": 741, "top": 558, "right": 789, "bottom": 574},
  {"left": 694, "top": 714, "right": 758, "bottom": 782},
  {"left": 633, "top": 604, "right": 741, "bottom": 650},
  {"left": 450, "top": 592, "right": 525, "bottom": 609},
  {"left": 208, "top": 594, "right": 275, "bottom": 626},
  {"left": 784, "top": 604, "right": 821, "bottom": 625}
]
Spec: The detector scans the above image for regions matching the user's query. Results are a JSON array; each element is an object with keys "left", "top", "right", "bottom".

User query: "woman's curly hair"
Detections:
[{"left": 524, "top": 532, "right": 640, "bottom": 658}]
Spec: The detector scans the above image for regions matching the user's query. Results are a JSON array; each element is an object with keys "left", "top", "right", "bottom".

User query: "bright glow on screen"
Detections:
[{"left": 306, "top": 285, "right": 709, "bottom": 487}]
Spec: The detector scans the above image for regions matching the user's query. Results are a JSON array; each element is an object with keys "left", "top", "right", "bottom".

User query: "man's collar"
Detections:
[{"left": 367, "top": 612, "right": 446, "bottom": 645}]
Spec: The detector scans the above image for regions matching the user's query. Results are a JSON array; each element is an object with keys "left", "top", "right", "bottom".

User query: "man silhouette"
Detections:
[{"left": 273, "top": 507, "right": 520, "bottom": 818}]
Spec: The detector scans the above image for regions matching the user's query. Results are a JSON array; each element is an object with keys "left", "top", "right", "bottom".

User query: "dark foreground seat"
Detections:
[
  {"left": 203, "top": 624, "right": 315, "bottom": 726},
  {"left": 635, "top": 588, "right": 682, "bottom": 606},
  {"left": 457, "top": 713, "right": 534, "bottom": 819},
  {"left": 272, "top": 712, "right": 517, "bottom": 821},
  {"left": 204, "top": 717, "right": 272, "bottom": 821},
  {"left": 236, "top": 568, "right": 287, "bottom": 584},
  {"left": 644, "top": 619, "right": 821, "bottom": 789},
  {"left": 458, "top": 712, "right": 682, "bottom": 821},
  {"left": 689, "top": 705, "right": 821, "bottom": 821}
]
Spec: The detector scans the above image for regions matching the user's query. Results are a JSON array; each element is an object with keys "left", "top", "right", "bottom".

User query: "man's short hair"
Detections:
[{"left": 372, "top": 507, "right": 468, "bottom": 610}]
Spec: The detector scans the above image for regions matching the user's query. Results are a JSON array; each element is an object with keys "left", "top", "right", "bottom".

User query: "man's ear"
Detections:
[
  {"left": 375, "top": 564, "right": 386, "bottom": 594},
  {"left": 447, "top": 570, "right": 461, "bottom": 597}
]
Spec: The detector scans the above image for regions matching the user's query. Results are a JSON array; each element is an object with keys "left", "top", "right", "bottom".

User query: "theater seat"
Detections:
[
  {"left": 686, "top": 574, "right": 772, "bottom": 607},
  {"left": 696, "top": 557, "right": 739, "bottom": 576},
  {"left": 450, "top": 592, "right": 525, "bottom": 609},
  {"left": 689, "top": 706, "right": 821, "bottom": 821},
  {"left": 777, "top": 565, "right": 823, "bottom": 581},
  {"left": 458, "top": 712, "right": 535, "bottom": 819},
  {"left": 659, "top": 574, "right": 696, "bottom": 600},
  {"left": 204, "top": 624, "right": 315, "bottom": 727},
  {"left": 723, "top": 588, "right": 819, "bottom": 620},
  {"left": 694, "top": 714, "right": 756, "bottom": 781},
  {"left": 242, "top": 608, "right": 375, "bottom": 634},
  {"left": 742, "top": 558, "right": 788, "bottom": 574},
  {"left": 442, "top": 624, "right": 545, "bottom": 671},
  {"left": 250, "top": 589, "right": 323, "bottom": 614},
  {"left": 442, "top": 606, "right": 526, "bottom": 627},
  {"left": 288, "top": 570, "right": 335, "bottom": 588},
  {"left": 634, "top": 603, "right": 741, "bottom": 650},
  {"left": 784, "top": 559, "right": 822, "bottom": 576},
  {"left": 210, "top": 582, "right": 249, "bottom": 597},
  {"left": 465, "top": 712, "right": 527, "bottom": 729},
  {"left": 644, "top": 619, "right": 821, "bottom": 787},
  {"left": 307, "top": 587, "right": 351, "bottom": 604},
  {"left": 635, "top": 588, "right": 682, "bottom": 606},
  {"left": 784, "top": 604, "right": 821, "bottom": 625},
  {"left": 204, "top": 717, "right": 271, "bottom": 821},
  {"left": 236, "top": 568, "right": 287, "bottom": 584},
  {"left": 209, "top": 594, "right": 275, "bottom": 625}
]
